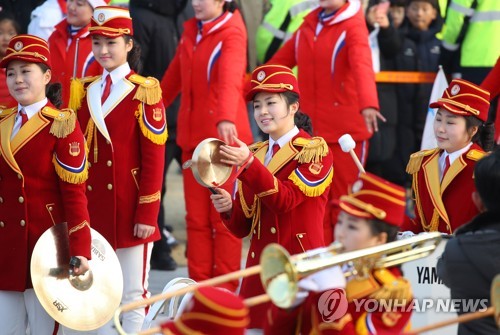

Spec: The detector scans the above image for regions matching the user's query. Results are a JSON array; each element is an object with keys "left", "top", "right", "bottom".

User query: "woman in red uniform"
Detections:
[
  {"left": 404, "top": 79, "right": 494, "bottom": 234},
  {"left": 48, "top": 0, "right": 108, "bottom": 108},
  {"left": 265, "top": 173, "right": 413, "bottom": 334},
  {"left": 0, "top": 12, "right": 19, "bottom": 107},
  {"left": 160, "top": 0, "right": 252, "bottom": 290},
  {"left": 72, "top": 6, "right": 167, "bottom": 333},
  {"left": 0, "top": 34, "right": 90, "bottom": 334},
  {"left": 268, "top": 0, "right": 382, "bottom": 244},
  {"left": 210, "top": 64, "right": 334, "bottom": 329}
]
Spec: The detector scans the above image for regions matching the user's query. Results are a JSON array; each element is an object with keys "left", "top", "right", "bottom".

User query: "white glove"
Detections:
[
  {"left": 298, "top": 266, "right": 346, "bottom": 293},
  {"left": 397, "top": 231, "right": 416, "bottom": 240}
]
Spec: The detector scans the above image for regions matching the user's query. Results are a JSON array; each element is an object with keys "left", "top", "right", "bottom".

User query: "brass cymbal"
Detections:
[
  {"left": 31, "top": 223, "right": 123, "bottom": 331},
  {"left": 183, "top": 138, "right": 233, "bottom": 188}
]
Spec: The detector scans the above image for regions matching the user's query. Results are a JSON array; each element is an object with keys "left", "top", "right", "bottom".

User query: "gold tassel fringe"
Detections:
[
  {"left": 133, "top": 78, "right": 162, "bottom": 105},
  {"left": 288, "top": 167, "right": 333, "bottom": 197},
  {"left": 52, "top": 155, "right": 89, "bottom": 184},
  {"left": 68, "top": 78, "right": 85, "bottom": 111},
  {"left": 49, "top": 111, "right": 76, "bottom": 139},
  {"left": 294, "top": 137, "right": 329, "bottom": 164},
  {"left": 134, "top": 103, "right": 168, "bottom": 145}
]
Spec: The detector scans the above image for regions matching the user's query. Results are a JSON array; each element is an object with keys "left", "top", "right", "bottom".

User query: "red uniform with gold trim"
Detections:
[
  {"left": 265, "top": 267, "right": 412, "bottom": 334},
  {"left": 404, "top": 145, "right": 484, "bottom": 234},
  {"left": 404, "top": 79, "right": 490, "bottom": 234},
  {"left": 0, "top": 103, "right": 91, "bottom": 291},
  {"left": 76, "top": 71, "right": 166, "bottom": 248},
  {"left": 48, "top": 20, "right": 102, "bottom": 108},
  {"left": 268, "top": 1, "right": 378, "bottom": 243},
  {"left": 222, "top": 130, "right": 334, "bottom": 329}
]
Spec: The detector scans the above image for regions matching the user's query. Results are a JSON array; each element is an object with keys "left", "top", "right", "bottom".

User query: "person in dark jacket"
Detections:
[
  {"left": 365, "top": 0, "right": 419, "bottom": 188},
  {"left": 401, "top": 0, "right": 442, "bottom": 152},
  {"left": 437, "top": 148, "right": 500, "bottom": 335}
]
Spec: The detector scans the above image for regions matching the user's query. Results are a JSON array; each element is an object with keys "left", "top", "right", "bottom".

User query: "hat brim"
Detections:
[
  {"left": 245, "top": 87, "right": 291, "bottom": 102},
  {"left": 339, "top": 201, "right": 373, "bottom": 220},
  {"left": 430, "top": 100, "right": 486, "bottom": 121},
  {"left": 0, "top": 55, "right": 51, "bottom": 69}
]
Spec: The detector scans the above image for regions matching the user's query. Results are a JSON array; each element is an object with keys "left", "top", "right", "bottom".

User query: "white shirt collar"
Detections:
[
  {"left": 18, "top": 98, "right": 48, "bottom": 120},
  {"left": 268, "top": 126, "right": 300, "bottom": 155},
  {"left": 439, "top": 142, "right": 473, "bottom": 172},
  {"left": 102, "top": 62, "right": 131, "bottom": 87}
]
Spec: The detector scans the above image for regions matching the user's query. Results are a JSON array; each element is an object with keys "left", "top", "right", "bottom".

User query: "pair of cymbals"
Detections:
[
  {"left": 31, "top": 223, "right": 123, "bottom": 331},
  {"left": 182, "top": 138, "right": 233, "bottom": 188}
]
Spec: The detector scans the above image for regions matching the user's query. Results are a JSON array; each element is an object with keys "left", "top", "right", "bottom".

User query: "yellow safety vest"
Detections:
[
  {"left": 256, "top": 0, "right": 318, "bottom": 64},
  {"left": 442, "top": 0, "right": 500, "bottom": 67}
]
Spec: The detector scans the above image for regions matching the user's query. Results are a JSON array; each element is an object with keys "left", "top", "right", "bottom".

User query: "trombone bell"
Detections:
[{"left": 260, "top": 232, "right": 442, "bottom": 309}]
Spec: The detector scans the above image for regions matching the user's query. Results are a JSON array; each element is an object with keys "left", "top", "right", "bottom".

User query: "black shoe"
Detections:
[{"left": 150, "top": 254, "right": 177, "bottom": 271}]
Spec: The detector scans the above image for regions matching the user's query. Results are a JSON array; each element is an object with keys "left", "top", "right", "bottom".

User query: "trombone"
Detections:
[{"left": 114, "top": 232, "right": 442, "bottom": 335}]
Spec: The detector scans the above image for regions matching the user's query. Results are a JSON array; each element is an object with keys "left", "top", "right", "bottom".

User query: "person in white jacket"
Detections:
[{"left": 28, "top": 0, "right": 66, "bottom": 41}]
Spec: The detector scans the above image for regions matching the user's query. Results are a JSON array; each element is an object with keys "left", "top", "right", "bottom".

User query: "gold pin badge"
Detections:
[
  {"left": 14, "top": 41, "right": 23, "bottom": 51},
  {"left": 257, "top": 70, "right": 266, "bottom": 81},
  {"left": 69, "top": 142, "right": 81, "bottom": 157},
  {"left": 152, "top": 108, "right": 163, "bottom": 121},
  {"left": 308, "top": 162, "right": 324, "bottom": 175}
]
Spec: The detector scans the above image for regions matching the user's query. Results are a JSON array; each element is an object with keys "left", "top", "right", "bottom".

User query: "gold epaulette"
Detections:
[
  {"left": 68, "top": 75, "right": 100, "bottom": 111},
  {"left": 369, "top": 269, "right": 413, "bottom": 302},
  {"left": 41, "top": 106, "right": 76, "bottom": 138},
  {"left": 248, "top": 141, "right": 266, "bottom": 153},
  {"left": 406, "top": 148, "right": 438, "bottom": 174},
  {"left": 0, "top": 106, "right": 16, "bottom": 119},
  {"left": 129, "top": 74, "right": 162, "bottom": 105},
  {"left": 466, "top": 149, "right": 486, "bottom": 161},
  {"left": 292, "top": 136, "right": 329, "bottom": 164}
]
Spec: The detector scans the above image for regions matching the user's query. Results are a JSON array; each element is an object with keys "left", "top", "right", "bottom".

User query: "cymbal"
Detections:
[
  {"left": 31, "top": 223, "right": 123, "bottom": 331},
  {"left": 183, "top": 138, "right": 233, "bottom": 188}
]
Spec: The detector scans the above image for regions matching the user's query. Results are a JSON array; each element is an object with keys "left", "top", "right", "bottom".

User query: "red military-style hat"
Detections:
[
  {"left": 87, "top": 0, "right": 111, "bottom": 8},
  {"left": 429, "top": 78, "right": 490, "bottom": 122},
  {"left": 339, "top": 173, "right": 406, "bottom": 227},
  {"left": 160, "top": 287, "right": 249, "bottom": 335},
  {"left": 0, "top": 34, "right": 51, "bottom": 69},
  {"left": 246, "top": 64, "right": 300, "bottom": 101},
  {"left": 89, "top": 6, "right": 133, "bottom": 37}
]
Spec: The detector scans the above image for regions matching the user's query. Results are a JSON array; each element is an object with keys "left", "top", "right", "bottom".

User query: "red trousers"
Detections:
[
  {"left": 181, "top": 151, "right": 242, "bottom": 291},
  {"left": 323, "top": 141, "right": 368, "bottom": 244}
]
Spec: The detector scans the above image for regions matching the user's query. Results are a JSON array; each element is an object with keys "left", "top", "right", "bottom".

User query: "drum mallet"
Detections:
[{"left": 338, "top": 134, "right": 366, "bottom": 174}]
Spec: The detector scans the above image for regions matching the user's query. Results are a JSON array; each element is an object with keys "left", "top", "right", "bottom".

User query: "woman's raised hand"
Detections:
[{"left": 220, "top": 135, "right": 253, "bottom": 167}]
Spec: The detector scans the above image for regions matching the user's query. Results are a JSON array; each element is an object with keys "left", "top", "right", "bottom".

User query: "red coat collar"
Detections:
[{"left": 53, "top": 20, "right": 90, "bottom": 39}]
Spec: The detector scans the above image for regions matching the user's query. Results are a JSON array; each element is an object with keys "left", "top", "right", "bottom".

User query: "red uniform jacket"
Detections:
[
  {"left": 269, "top": 2, "right": 378, "bottom": 144},
  {"left": 404, "top": 144, "right": 484, "bottom": 234},
  {"left": 265, "top": 268, "right": 412, "bottom": 334},
  {"left": 222, "top": 130, "right": 334, "bottom": 328},
  {"left": 48, "top": 20, "right": 102, "bottom": 108},
  {"left": 77, "top": 72, "right": 166, "bottom": 248},
  {"left": 0, "top": 103, "right": 91, "bottom": 291},
  {"left": 161, "top": 10, "right": 252, "bottom": 151},
  {"left": 0, "top": 69, "right": 16, "bottom": 107}
]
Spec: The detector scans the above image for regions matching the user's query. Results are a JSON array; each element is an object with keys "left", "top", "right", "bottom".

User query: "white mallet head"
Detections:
[{"left": 338, "top": 134, "right": 356, "bottom": 153}]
